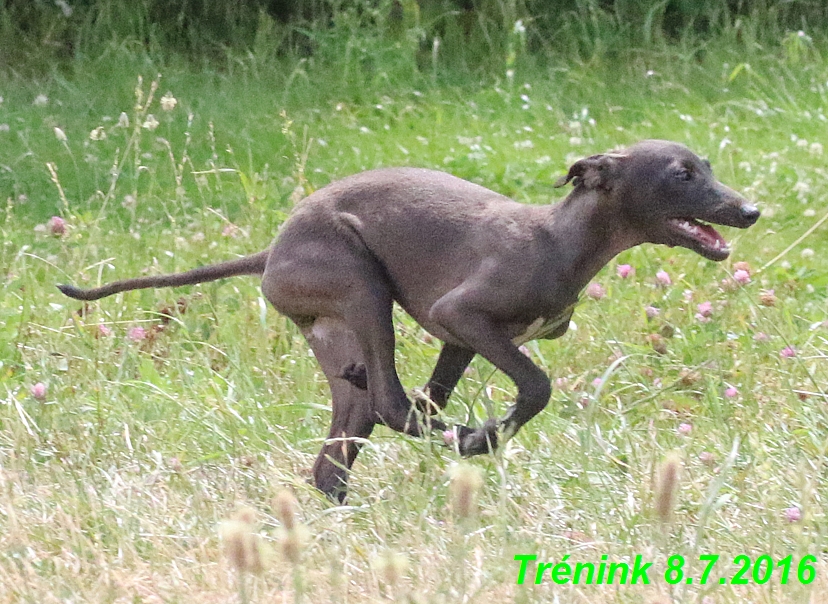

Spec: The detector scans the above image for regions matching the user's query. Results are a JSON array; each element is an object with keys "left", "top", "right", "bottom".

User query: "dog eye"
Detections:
[{"left": 675, "top": 168, "right": 692, "bottom": 181}]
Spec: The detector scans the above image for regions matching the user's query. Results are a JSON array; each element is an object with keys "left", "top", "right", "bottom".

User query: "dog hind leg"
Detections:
[{"left": 302, "top": 318, "right": 376, "bottom": 503}]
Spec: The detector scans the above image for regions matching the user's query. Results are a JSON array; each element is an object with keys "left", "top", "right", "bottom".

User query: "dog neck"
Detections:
[{"left": 543, "top": 189, "right": 646, "bottom": 292}]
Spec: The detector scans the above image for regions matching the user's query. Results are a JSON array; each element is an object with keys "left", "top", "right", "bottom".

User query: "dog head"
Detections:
[{"left": 556, "top": 140, "right": 760, "bottom": 261}]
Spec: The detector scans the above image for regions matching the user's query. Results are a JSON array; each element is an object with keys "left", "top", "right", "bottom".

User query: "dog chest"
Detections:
[{"left": 511, "top": 303, "right": 576, "bottom": 345}]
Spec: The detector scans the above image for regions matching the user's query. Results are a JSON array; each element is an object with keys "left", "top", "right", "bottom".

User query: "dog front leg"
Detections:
[
  {"left": 430, "top": 298, "right": 551, "bottom": 456},
  {"left": 417, "top": 343, "right": 475, "bottom": 414}
]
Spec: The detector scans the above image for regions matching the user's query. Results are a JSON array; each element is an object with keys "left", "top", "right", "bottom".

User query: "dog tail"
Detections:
[{"left": 57, "top": 250, "right": 270, "bottom": 301}]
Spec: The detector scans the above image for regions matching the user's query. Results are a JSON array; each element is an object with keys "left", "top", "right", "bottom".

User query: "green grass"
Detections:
[{"left": 2, "top": 33, "right": 828, "bottom": 603}]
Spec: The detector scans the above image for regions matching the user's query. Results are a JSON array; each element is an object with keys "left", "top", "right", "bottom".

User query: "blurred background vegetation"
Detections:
[{"left": 3, "top": 0, "right": 827, "bottom": 74}]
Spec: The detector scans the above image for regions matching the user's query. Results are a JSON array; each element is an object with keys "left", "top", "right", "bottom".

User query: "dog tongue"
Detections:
[{"left": 697, "top": 223, "right": 726, "bottom": 247}]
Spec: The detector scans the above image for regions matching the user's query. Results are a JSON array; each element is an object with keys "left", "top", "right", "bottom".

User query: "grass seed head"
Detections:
[
  {"left": 655, "top": 452, "right": 682, "bottom": 524},
  {"left": 219, "top": 506, "right": 268, "bottom": 575},
  {"left": 273, "top": 489, "right": 298, "bottom": 530},
  {"left": 449, "top": 463, "right": 484, "bottom": 520},
  {"left": 373, "top": 550, "right": 409, "bottom": 588}
]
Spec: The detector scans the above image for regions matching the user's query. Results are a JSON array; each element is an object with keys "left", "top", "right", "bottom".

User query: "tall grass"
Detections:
[
  {"left": 3, "top": 0, "right": 828, "bottom": 76},
  {"left": 2, "top": 2, "right": 828, "bottom": 602}
]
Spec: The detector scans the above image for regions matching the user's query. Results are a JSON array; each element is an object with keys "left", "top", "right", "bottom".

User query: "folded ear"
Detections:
[{"left": 554, "top": 153, "right": 626, "bottom": 190}]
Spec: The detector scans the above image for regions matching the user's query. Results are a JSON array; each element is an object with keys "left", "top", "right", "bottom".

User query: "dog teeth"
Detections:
[{"left": 677, "top": 220, "right": 699, "bottom": 235}]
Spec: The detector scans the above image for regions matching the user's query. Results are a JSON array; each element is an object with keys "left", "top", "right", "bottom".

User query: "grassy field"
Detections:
[{"left": 3, "top": 28, "right": 828, "bottom": 603}]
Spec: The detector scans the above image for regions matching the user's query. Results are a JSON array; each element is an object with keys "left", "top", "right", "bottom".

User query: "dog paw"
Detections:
[
  {"left": 456, "top": 420, "right": 499, "bottom": 456},
  {"left": 339, "top": 363, "right": 367, "bottom": 390}
]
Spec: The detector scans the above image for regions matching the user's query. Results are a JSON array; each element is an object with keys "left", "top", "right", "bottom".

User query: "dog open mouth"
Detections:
[{"left": 665, "top": 217, "right": 730, "bottom": 261}]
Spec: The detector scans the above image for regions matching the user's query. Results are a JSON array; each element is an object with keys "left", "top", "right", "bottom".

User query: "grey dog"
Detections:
[{"left": 59, "top": 139, "right": 759, "bottom": 502}]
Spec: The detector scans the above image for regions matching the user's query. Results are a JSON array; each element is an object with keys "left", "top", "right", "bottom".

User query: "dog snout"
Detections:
[{"left": 739, "top": 204, "right": 760, "bottom": 225}]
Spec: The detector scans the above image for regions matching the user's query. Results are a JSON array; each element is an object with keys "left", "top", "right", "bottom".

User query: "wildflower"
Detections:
[
  {"left": 89, "top": 126, "right": 106, "bottom": 141},
  {"left": 801, "top": 248, "right": 814, "bottom": 259},
  {"left": 678, "top": 423, "right": 692, "bottom": 435},
  {"left": 780, "top": 346, "right": 796, "bottom": 358},
  {"left": 679, "top": 368, "right": 701, "bottom": 385},
  {"left": 586, "top": 282, "right": 605, "bottom": 299},
  {"left": 809, "top": 142, "right": 823, "bottom": 156},
  {"left": 647, "top": 333, "right": 667, "bottom": 354},
  {"left": 654, "top": 452, "right": 682, "bottom": 523},
  {"left": 160, "top": 92, "right": 177, "bottom": 111},
  {"left": 759, "top": 289, "right": 777, "bottom": 307},
  {"left": 222, "top": 223, "right": 240, "bottom": 238},
  {"left": 122, "top": 194, "right": 137, "bottom": 209},
  {"left": 645, "top": 305, "right": 660, "bottom": 319},
  {"left": 219, "top": 506, "right": 268, "bottom": 575},
  {"left": 33, "top": 94, "right": 48, "bottom": 106},
  {"left": 48, "top": 216, "right": 66, "bottom": 236},
  {"left": 753, "top": 332, "right": 769, "bottom": 342},
  {"left": 54, "top": 127, "right": 67, "bottom": 142},
  {"left": 117, "top": 112, "right": 130, "bottom": 128},
  {"left": 127, "top": 326, "right": 147, "bottom": 342},
  {"left": 616, "top": 264, "right": 634, "bottom": 278},
  {"left": 699, "top": 451, "right": 715, "bottom": 466},
  {"left": 695, "top": 301, "right": 713, "bottom": 322},
  {"left": 656, "top": 270, "right": 672, "bottom": 286},
  {"left": 785, "top": 507, "right": 802, "bottom": 523},
  {"left": 592, "top": 377, "right": 603, "bottom": 388},
  {"left": 724, "top": 386, "right": 739, "bottom": 398},
  {"left": 734, "top": 269, "right": 750, "bottom": 284},
  {"left": 31, "top": 383, "right": 47, "bottom": 400},
  {"left": 97, "top": 324, "right": 112, "bottom": 337},
  {"left": 449, "top": 463, "right": 484, "bottom": 520},
  {"left": 554, "top": 377, "right": 569, "bottom": 389},
  {"left": 733, "top": 261, "right": 751, "bottom": 274},
  {"left": 141, "top": 115, "right": 159, "bottom": 131}
]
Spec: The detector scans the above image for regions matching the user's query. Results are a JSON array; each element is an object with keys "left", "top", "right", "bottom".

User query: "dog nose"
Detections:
[{"left": 740, "top": 204, "right": 760, "bottom": 224}]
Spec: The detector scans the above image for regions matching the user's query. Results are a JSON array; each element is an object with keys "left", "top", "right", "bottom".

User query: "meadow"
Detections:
[{"left": 2, "top": 10, "right": 828, "bottom": 603}]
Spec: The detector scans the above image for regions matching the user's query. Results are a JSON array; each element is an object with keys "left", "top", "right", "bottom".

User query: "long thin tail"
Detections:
[{"left": 57, "top": 250, "right": 270, "bottom": 301}]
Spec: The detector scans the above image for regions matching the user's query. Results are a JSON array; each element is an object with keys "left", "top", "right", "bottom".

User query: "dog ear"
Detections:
[{"left": 554, "top": 153, "right": 626, "bottom": 190}]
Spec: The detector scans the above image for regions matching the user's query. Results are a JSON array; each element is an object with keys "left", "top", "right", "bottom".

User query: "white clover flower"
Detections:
[
  {"left": 89, "top": 126, "right": 106, "bottom": 141},
  {"left": 809, "top": 142, "right": 823, "bottom": 156},
  {"left": 33, "top": 94, "right": 48, "bottom": 106},
  {"left": 0, "top": 124, "right": 9, "bottom": 132},
  {"left": 118, "top": 112, "right": 130, "bottom": 128},
  {"left": 54, "top": 127, "right": 67, "bottom": 142},
  {"left": 142, "top": 115, "right": 159, "bottom": 131},
  {"left": 160, "top": 92, "right": 177, "bottom": 112}
]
